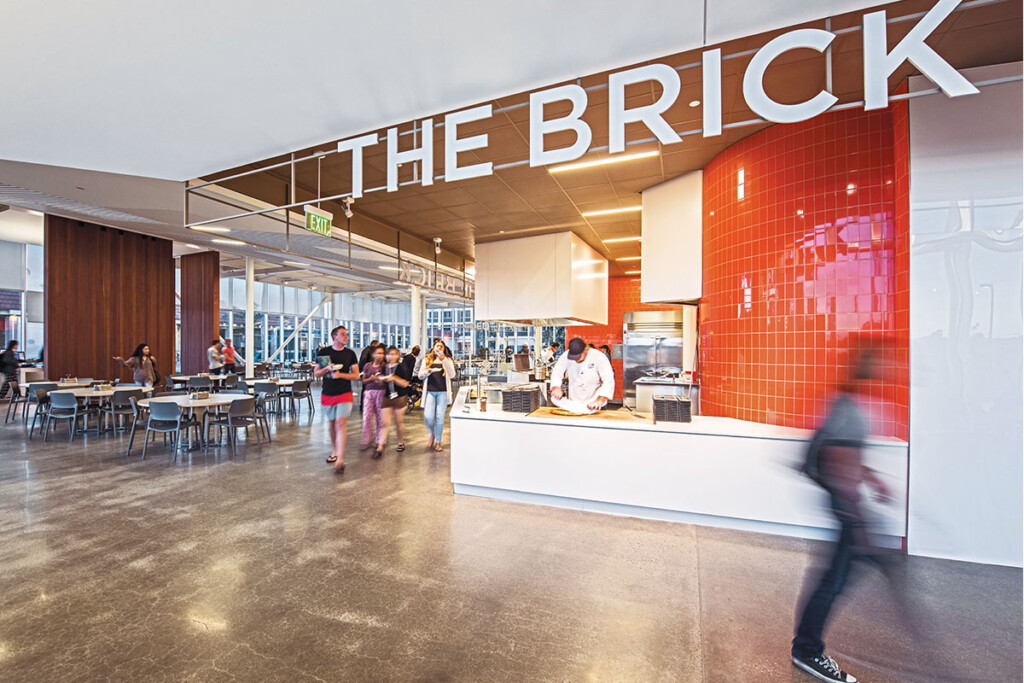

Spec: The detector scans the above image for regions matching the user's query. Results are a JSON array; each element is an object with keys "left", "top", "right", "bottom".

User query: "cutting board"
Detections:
[{"left": 528, "top": 406, "right": 650, "bottom": 424}]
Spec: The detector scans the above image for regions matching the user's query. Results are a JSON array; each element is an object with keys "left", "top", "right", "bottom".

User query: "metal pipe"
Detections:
[{"left": 266, "top": 293, "right": 330, "bottom": 363}]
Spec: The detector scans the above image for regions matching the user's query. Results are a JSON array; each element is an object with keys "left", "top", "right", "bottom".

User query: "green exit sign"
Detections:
[{"left": 303, "top": 206, "right": 333, "bottom": 236}]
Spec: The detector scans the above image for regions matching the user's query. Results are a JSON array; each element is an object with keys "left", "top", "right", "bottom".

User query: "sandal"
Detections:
[
  {"left": 372, "top": 446, "right": 383, "bottom": 459},
  {"left": 334, "top": 462, "right": 346, "bottom": 474},
  {"left": 396, "top": 443, "right": 405, "bottom": 452},
  {"left": 326, "top": 455, "right": 338, "bottom": 464},
  {"left": 433, "top": 443, "right": 443, "bottom": 452}
]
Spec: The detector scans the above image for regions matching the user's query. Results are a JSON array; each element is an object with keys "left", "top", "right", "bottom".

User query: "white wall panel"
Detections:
[
  {"left": 907, "top": 63, "right": 1023, "bottom": 567},
  {"left": 641, "top": 169, "right": 703, "bottom": 303},
  {"left": 0, "top": 240, "right": 26, "bottom": 291}
]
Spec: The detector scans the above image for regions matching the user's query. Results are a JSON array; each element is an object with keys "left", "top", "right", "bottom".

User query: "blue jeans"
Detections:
[{"left": 422, "top": 391, "right": 449, "bottom": 443}]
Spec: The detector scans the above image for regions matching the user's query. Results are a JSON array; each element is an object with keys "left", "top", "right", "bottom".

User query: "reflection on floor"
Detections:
[{"left": 0, "top": 393, "right": 1020, "bottom": 682}]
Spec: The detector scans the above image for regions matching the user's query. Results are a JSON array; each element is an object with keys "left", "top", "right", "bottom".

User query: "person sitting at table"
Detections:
[
  {"left": 207, "top": 339, "right": 224, "bottom": 375},
  {"left": 113, "top": 343, "right": 159, "bottom": 387},
  {"left": 0, "top": 340, "right": 20, "bottom": 400}
]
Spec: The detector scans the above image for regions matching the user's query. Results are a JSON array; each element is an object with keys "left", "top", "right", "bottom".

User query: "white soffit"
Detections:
[
  {"left": 0, "top": 0, "right": 899, "bottom": 182},
  {"left": 705, "top": 0, "right": 896, "bottom": 45}
]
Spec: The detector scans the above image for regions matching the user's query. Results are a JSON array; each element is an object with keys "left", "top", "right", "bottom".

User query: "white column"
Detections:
[
  {"left": 411, "top": 285, "right": 429, "bottom": 351},
  {"left": 244, "top": 257, "right": 255, "bottom": 378},
  {"left": 534, "top": 326, "right": 543, "bottom": 365}
]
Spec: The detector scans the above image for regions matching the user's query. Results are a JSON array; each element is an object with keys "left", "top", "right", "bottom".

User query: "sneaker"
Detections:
[{"left": 792, "top": 653, "right": 857, "bottom": 682}]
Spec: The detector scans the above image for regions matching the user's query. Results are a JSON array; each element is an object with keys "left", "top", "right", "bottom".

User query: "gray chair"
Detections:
[
  {"left": 43, "top": 391, "right": 95, "bottom": 442},
  {"left": 23, "top": 382, "right": 58, "bottom": 423},
  {"left": 289, "top": 380, "right": 314, "bottom": 413},
  {"left": 140, "top": 401, "right": 199, "bottom": 461},
  {"left": 219, "top": 374, "right": 238, "bottom": 391},
  {"left": 103, "top": 388, "right": 143, "bottom": 434},
  {"left": 4, "top": 379, "right": 24, "bottom": 423},
  {"left": 205, "top": 396, "right": 260, "bottom": 457},
  {"left": 187, "top": 376, "right": 212, "bottom": 391},
  {"left": 253, "top": 381, "right": 281, "bottom": 416}
]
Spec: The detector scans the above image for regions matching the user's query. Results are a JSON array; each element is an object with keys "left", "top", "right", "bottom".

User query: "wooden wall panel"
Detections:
[
  {"left": 44, "top": 216, "right": 175, "bottom": 383},
  {"left": 179, "top": 251, "right": 219, "bottom": 374}
]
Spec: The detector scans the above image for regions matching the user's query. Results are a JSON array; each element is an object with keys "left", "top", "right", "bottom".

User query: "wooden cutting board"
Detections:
[{"left": 528, "top": 406, "right": 650, "bottom": 424}]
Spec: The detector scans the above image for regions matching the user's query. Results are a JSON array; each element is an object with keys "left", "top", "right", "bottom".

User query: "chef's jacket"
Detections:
[{"left": 549, "top": 348, "right": 615, "bottom": 406}]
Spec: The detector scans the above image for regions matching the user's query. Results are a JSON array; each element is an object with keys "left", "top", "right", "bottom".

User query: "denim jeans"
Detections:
[{"left": 422, "top": 390, "right": 449, "bottom": 442}]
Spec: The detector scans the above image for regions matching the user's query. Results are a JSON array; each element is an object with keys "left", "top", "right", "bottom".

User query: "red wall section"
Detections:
[
  {"left": 566, "top": 277, "right": 678, "bottom": 400},
  {"left": 700, "top": 107, "right": 909, "bottom": 439}
]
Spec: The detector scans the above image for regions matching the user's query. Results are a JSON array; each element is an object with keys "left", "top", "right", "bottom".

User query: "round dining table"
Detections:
[
  {"left": 52, "top": 387, "right": 154, "bottom": 400},
  {"left": 137, "top": 394, "right": 252, "bottom": 450}
]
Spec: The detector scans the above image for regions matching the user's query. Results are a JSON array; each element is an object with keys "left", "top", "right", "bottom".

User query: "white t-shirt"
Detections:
[
  {"left": 549, "top": 348, "right": 615, "bottom": 406},
  {"left": 208, "top": 346, "right": 223, "bottom": 370}
]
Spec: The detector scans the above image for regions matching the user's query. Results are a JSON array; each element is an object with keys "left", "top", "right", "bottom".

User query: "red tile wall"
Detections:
[
  {"left": 566, "top": 277, "right": 678, "bottom": 400},
  {"left": 701, "top": 107, "right": 909, "bottom": 439}
]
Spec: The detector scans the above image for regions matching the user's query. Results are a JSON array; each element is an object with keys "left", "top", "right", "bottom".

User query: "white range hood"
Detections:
[{"left": 474, "top": 232, "right": 608, "bottom": 326}]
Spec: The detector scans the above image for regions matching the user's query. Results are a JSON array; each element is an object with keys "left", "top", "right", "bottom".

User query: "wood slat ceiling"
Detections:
[{"left": 206, "top": 0, "right": 1021, "bottom": 277}]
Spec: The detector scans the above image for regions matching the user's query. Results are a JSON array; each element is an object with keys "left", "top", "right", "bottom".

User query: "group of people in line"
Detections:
[{"left": 315, "top": 326, "right": 456, "bottom": 474}]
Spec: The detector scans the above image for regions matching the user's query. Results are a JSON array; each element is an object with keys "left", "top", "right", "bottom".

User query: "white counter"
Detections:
[{"left": 449, "top": 387, "right": 908, "bottom": 542}]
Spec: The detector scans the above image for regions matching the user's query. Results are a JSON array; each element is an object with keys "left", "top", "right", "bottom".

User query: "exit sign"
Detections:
[{"left": 303, "top": 206, "right": 333, "bottom": 236}]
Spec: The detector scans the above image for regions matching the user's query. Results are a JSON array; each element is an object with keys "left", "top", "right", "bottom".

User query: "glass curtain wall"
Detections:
[{"left": 209, "top": 276, "right": 413, "bottom": 367}]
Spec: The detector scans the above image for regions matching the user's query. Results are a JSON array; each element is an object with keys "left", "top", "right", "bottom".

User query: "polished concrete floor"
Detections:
[{"left": 0, "top": 395, "right": 1020, "bottom": 682}]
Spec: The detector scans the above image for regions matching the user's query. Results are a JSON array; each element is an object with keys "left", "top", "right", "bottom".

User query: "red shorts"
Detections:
[{"left": 321, "top": 392, "right": 353, "bottom": 406}]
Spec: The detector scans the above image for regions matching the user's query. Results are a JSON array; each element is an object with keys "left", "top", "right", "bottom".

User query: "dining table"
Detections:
[{"left": 136, "top": 394, "right": 251, "bottom": 451}]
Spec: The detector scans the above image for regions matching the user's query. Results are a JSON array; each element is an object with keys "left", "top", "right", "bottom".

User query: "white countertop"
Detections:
[{"left": 450, "top": 387, "right": 905, "bottom": 448}]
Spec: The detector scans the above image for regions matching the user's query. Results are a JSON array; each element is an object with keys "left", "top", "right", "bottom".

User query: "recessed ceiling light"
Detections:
[
  {"left": 624, "top": 270, "right": 641, "bottom": 275},
  {"left": 548, "top": 150, "right": 659, "bottom": 174},
  {"left": 688, "top": 100, "right": 701, "bottom": 108},
  {"left": 190, "top": 226, "right": 231, "bottom": 233},
  {"left": 582, "top": 206, "right": 642, "bottom": 217},
  {"left": 283, "top": 260, "right": 310, "bottom": 267},
  {"left": 615, "top": 256, "right": 642, "bottom": 261},
  {"left": 212, "top": 238, "right": 245, "bottom": 245},
  {"left": 184, "top": 244, "right": 201, "bottom": 249},
  {"left": 601, "top": 236, "right": 643, "bottom": 244}
]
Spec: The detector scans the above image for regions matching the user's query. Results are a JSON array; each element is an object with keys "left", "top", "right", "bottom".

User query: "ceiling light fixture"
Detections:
[
  {"left": 548, "top": 150, "right": 658, "bottom": 174},
  {"left": 582, "top": 206, "right": 642, "bottom": 217},
  {"left": 601, "top": 236, "right": 643, "bottom": 244},
  {"left": 190, "top": 226, "right": 232, "bottom": 233},
  {"left": 212, "top": 238, "right": 245, "bottom": 245},
  {"left": 283, "top": 260, "right": 310, "bottom": 267},
  {"left": 341, "top": 197, "right": 355, "bottom": 218},
  {"left": 433, "top": 237, "right": 442, "bottom": 254},
  {"left": 184, "top": 244, "right": 201, "bottom": 249},
  {"left": 624, "top": 270, "right": 641, "bottom": 275},
  {"left": 379, "top": 265, "right": 400, "bottom": 271},
  {"left": 615, "top": 256, "right": 642, "bottom": 261},
  {"left": 688, "top": 100, "right": 701, "bottom": 107}
]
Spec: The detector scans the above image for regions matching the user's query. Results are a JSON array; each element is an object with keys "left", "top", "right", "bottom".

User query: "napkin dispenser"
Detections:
[{"left": 197, "top": 391, "right": 210, "bottom": 400}]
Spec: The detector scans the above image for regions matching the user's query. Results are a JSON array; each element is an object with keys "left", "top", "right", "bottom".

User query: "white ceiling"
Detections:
[{"left": 0, "top": 0, "right": 890, "bottom": 181}]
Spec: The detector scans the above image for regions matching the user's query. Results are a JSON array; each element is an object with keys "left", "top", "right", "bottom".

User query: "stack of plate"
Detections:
[
  {"left": 501, "top": 385, "right": 541, "bottom": 413},
  {"left": 653, "top": 395, "right": 692, "bottom": 423}
]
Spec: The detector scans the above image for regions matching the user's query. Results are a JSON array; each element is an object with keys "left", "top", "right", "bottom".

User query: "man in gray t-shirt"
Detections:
[
  {"left": 207, "top": 340, "right": 224, "bottom": 375},
  {"left": 791, "top": 345, "right": 892, "bottom": 683}
]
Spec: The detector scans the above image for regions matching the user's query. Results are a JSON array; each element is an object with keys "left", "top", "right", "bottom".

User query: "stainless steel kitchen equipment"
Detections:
[{"left": 622, "top": 308, "right": 697, "bottom": 410}]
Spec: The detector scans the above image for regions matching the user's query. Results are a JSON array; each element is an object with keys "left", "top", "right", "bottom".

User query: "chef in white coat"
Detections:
[{"left": 550, "top": 337, "right": 615, "bottom": 410}]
